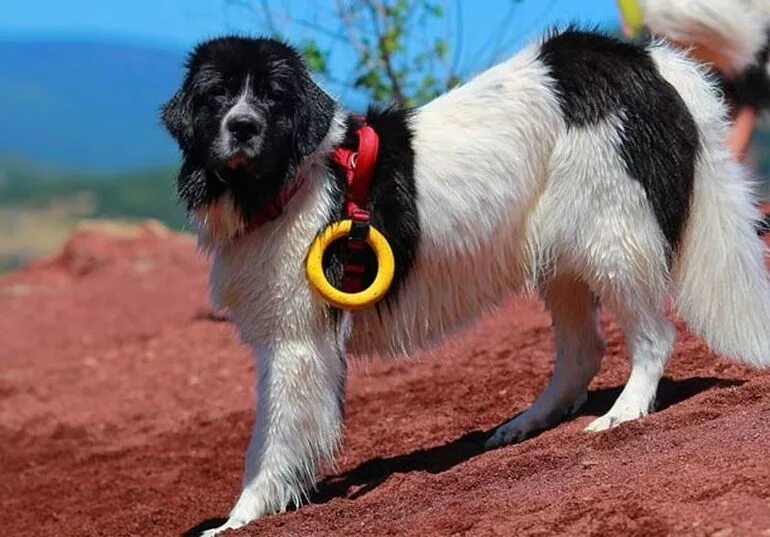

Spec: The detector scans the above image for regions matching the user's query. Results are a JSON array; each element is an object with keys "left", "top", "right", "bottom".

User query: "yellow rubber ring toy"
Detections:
[{"left": 306, "top": 219, "right": 395, "bottom": 310}]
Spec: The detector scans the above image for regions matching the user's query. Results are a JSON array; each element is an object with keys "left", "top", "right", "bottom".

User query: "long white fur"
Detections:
[
  {"left": 640, "top": 0, "right": 770, "bottom": 77},
  {"left": 657, "top": 46, "right": 770, "bottom": 366},
  {"left": 200, "top": 40, "right": 770, "bottom": 535}
]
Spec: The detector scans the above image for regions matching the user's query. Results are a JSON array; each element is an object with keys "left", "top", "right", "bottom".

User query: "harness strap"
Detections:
[{"left": 330, "top": 123, "right": 380, "bottom": 293}]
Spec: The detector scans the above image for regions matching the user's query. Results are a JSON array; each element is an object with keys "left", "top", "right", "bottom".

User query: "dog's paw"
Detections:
[
  {"left": 485, "top": 418, "right": 533, "bottom": 448},
  {"left": 584, "top": 407, "right": 648, "bottom": 432},
  {"left": 485, "top": 391, "right": 588, "bottom": 449}
]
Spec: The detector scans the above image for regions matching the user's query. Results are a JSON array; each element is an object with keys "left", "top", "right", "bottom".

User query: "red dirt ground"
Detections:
[{"left": 1, "top": 217, "right": 769, "bottom": 537}]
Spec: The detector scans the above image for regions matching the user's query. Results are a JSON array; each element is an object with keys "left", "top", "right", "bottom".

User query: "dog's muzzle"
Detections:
[{"left": 226, "top": 114, "right": 265, "bottom": 145}]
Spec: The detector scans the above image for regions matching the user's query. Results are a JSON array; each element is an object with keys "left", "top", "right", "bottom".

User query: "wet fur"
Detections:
[{"left": 162, "top": 29, "right": 770, "bottom": 536}]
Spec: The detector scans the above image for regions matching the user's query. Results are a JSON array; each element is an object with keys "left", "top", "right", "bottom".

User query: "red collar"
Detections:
[
  {"left": 250, "top": 173, "right": 306, "bottom": 227},
  {"left": 251, "top": 122, "right": 380, "bottom": 227}
]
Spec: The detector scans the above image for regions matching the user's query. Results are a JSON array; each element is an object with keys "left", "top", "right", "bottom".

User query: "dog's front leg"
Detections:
[{"left": 203, "top": 331, "right": 346, "bottom": 536}]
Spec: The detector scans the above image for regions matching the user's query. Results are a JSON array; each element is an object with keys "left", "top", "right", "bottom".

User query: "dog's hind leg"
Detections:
[
  {"left": 486, "top": 275, "right": 605, "bottom": 448},
  {"left": 585, "top": 285, "right": 675, "bottom": 432}
]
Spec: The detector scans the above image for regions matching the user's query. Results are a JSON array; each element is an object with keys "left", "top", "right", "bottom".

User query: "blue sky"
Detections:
[
  {"left": 0, "top": 0, "right": 621, "bottom": 107},
  {"left": 0, "top": 1, "right": 620, "bottom": 64},
  {"left": 0, "top": 0, "right": 622, "bottom": 169}
]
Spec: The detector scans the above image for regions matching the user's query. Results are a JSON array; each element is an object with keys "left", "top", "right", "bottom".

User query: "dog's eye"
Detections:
[
  {"left": 209, "top": 86, "right": 226, "bottom": 98},
  {"left": 268, "top": 81, "right": 286, "bottom": 98},
  {"left": 208, "top": 89, "right": 231, "bottom": 106}
]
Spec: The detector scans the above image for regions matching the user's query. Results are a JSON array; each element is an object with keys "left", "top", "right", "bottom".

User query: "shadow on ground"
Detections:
[{"left": 183, "top": 375, "right": 741, "bottom": 536}]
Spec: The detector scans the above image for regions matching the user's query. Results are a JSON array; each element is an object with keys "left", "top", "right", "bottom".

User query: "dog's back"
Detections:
[{"left": 351, "top": 30, "right": 769, "bottom": 367}]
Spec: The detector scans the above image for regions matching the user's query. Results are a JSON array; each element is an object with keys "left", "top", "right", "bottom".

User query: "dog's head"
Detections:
[{"left": 161, "top": 36, "right": 336, "bottom": 241}]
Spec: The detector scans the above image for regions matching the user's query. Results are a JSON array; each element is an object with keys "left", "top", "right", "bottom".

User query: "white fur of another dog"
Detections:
[
  {"left": 640, "top": 0, "right": 770, "bottom": 76},
  {"left": 199, "top": 42, "right": 770, "bottom": 535}
]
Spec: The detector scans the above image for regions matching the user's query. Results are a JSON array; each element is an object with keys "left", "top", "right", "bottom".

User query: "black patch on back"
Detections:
[
  {"left": 539, "top": 28, "right": 699, "bottom": 255},
  {"left": 321, "top": 108, "right": 420, "bottom": 310}
]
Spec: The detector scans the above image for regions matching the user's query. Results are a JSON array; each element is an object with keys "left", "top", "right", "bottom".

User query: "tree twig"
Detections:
[{"left": 363, "top": 0, "right": 407, "bottom": 106}]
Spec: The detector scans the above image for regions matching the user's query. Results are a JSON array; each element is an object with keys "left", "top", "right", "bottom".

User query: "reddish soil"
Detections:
[{"left": 2, "top": 217, "right": 770, "bottom": 537}]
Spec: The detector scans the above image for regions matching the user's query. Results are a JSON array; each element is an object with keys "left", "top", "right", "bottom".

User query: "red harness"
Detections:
[
  {"left": 252, "top": 122, "right": 380, "bottom": 292},
  {"left": 330, "top": 123, "right": 380, "bottom": 292}
]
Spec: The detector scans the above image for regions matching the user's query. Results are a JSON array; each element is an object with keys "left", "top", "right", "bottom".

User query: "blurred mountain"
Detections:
[
  {"left": 0, "top": 156, "right": 186, "bottom": 272},
  {"left": 0, "top": 38, "right": 185, "bottom": 171},
  {"left": 0, "top": 35, "right": 768, "bottom": 274}
]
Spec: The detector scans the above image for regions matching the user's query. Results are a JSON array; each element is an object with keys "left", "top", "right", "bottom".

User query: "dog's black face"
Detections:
[{"left": 161, "top": 36, "right": 336, "bottom": 233}]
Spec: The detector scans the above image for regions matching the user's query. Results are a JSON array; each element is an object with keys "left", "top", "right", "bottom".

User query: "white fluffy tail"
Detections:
[{"left": 673, "top": 151, "right": 770, "bottom": 367}]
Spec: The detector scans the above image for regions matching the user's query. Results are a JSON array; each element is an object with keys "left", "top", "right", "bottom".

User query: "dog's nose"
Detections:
[{"left": 227, "top": 115, "right": 263, "bottom": 142}]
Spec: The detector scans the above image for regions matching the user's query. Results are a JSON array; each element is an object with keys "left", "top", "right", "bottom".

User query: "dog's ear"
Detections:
[
  {"left": 161, "top": 88, "right": 194, "bottom": 152},
  {"left": 292, "top": 75, "right": 336, "bottom": 161}
]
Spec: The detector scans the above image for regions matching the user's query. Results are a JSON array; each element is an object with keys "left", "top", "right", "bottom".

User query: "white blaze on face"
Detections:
[
  {"left": 216, "top": 74, "right": 265, "bottom": 159},
  {"left": 225, "top": 77, "right": 255, "bottom": 132},
  {"left": 221, "top": 75, "right": 252, "bottom": 134}
]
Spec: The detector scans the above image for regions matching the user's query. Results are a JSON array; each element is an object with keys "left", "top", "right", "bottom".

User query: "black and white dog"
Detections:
[{"left": 162, "top": 29, "right": 770, "bottom": 535}]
